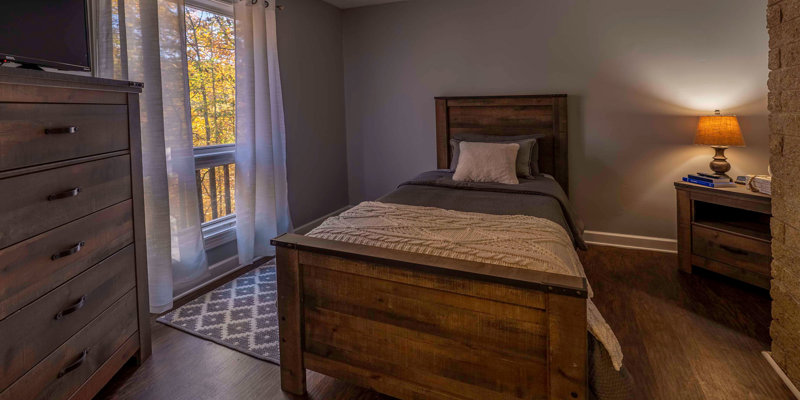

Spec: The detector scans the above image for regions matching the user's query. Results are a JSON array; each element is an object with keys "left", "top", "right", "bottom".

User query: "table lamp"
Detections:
[{"left": 694, "top": 110, "right": 745, "bottom": 180}]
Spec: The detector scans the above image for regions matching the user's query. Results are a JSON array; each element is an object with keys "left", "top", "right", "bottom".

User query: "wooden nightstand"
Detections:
[{"left": 675, "top": 181, "right": 772, "bottom": 289}]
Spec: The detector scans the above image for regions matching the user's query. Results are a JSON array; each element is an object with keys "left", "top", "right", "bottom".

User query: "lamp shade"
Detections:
[{"left": 694, "top": 114, "right": 745, "bottom": 146}]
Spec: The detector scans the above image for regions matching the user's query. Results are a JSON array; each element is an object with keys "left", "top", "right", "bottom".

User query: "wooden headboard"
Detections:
[{"left": 435, "top": 94, "right": 569, "bottom": 194}]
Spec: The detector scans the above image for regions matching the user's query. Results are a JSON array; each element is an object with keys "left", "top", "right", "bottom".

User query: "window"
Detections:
[{"left": 184, "top": 0, "right": 236, "bottom": 248}]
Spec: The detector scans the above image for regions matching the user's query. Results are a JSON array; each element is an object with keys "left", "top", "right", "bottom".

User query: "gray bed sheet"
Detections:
[{"left": 377, "top": 170, "right": 587, "bottom": 249}]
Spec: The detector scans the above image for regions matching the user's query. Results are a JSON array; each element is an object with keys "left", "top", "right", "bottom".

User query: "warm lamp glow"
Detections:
[{"left": 694, "top": 112, "right": 745, "bottom": 147}]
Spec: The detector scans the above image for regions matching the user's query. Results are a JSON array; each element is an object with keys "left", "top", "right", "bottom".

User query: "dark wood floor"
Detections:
[{"left": 96, "top": 245, "right": 794, "bottom": 400}]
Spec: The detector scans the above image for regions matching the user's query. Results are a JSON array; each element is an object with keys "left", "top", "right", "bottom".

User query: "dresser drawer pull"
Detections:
[
  {"left": 51, "top": 241, "right": 85, "bottom": 260},
  {"left": 54, "top": 295, "right": 87, "bottom": 320},
  {"left": 57, "top": 348, "right": 89, "bottom": 378},
  {"left": 47, "top": 187, "right": 81, "bottom": 201},
  {"left": 720, "top": 244, "right": 748, "bottom": 256},
  {"left": 45, "top": 126, "right": 78, "bottom": 135}
]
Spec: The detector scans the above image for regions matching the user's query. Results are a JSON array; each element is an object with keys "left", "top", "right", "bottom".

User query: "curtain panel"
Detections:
[
  {"left": 94, "top": 0, "right": 292, "bottom": 311},
  {"left": 95, "top": 0, "right": 208, "bottom": 313},
  {"left": 233, "top": 0, "right": 292, "bottom": 265}
]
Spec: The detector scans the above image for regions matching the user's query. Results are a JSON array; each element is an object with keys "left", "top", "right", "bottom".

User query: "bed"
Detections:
[{"left": 271, "top": 95, "right": 628, "bottom": 400}]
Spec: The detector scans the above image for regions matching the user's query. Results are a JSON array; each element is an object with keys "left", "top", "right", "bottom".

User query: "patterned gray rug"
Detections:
[{"left": 157, "top": 259, "right": 280, "bottom": 364}]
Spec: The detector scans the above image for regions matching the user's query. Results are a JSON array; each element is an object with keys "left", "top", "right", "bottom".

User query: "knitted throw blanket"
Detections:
[{"left": 307, "top": 201, "right": 623, "bottom": 370}]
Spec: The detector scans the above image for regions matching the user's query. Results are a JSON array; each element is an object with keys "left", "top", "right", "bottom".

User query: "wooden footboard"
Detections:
[{"left": 272, "top": 233, "right": 589, "bottom": 400}]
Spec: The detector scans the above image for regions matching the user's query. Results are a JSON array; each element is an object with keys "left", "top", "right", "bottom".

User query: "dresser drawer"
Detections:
[
  {"left": 0, "top": 290, "right": 138, "bottom": 400},
  {"left": 0, "top": 103, "right": 129, "bottom": 172},
  {"left": 692, "top": 225, "right": 771, "bottom": 276},
  {"left": 0, "top": 245, "right": 135, "bottom": 391},
  {"left": 0, "top": 201, "right": 133, "bottom": 320},
  {"left": 0, "top": 155, "right": 131, "bottom": 248}
]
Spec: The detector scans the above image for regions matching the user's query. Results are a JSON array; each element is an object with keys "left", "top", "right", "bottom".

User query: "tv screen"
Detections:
[{"left": 0, "top": 1, "right": 91, "bottom": 71}]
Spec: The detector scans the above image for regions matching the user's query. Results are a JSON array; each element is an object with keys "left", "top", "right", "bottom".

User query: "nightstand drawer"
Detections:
[{"left": 692, "top": 225, "right": 771, "bottom": 276}]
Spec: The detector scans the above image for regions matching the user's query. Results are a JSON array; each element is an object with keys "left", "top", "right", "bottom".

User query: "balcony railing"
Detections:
[{"left": 195, "top": 144, "right": 236, "bottom": 248}]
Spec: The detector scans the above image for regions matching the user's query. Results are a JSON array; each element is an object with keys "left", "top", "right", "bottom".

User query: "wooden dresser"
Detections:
[
  {"left": 0, "top": 69, "right": 150, "bottom": 400},
  {"left": 675, "top": 181, "right": 772, "bottom": 289}
]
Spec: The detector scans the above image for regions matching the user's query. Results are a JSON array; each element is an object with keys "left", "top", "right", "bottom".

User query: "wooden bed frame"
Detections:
[
  {"left": 271, "top": 95, "right": 588, "bottom": 400},
  {"left": 436, "top": 95, "right": 569, "bottom": 193}
]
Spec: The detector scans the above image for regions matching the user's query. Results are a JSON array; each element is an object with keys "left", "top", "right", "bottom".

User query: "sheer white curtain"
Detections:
[
  {"left": 95, "top": 0, "right": 208, "bottom": 313},
  {"left": 233, "top": 0, "right": 291, "bottom": 264}
]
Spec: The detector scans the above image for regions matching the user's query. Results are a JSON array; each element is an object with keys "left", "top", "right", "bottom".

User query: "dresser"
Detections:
[
  {"left": 675, "top": 181, "right": 772, "bottom": 289},
  {"left": 0, "top": 69, "right": 150, "bottom": 400}
]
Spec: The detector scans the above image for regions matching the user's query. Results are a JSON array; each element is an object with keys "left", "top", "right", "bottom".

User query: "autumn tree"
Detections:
[{"left": 185, "top": 6, "right": 236, "bottom": 223}]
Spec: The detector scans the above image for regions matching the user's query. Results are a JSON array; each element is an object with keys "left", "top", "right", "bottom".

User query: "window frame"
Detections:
[
  {"left": 185, "top": 0, "right": 237, "bottom": 249},
  {"left": 186, "top": 0, "right": 234, "bottom": 16}
]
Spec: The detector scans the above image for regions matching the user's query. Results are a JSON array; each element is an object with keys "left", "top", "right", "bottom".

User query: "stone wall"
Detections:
[{"left": 768, "top": 0, "right": 800, "bottom": 388}]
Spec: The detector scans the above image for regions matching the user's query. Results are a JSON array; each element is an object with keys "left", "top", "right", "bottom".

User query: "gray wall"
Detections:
[
  {"left": 277, "top": 0, "right": 349, "bottom": 227},
  {"left": 342, "top": 0, "right": 769, "bottom": 239}
]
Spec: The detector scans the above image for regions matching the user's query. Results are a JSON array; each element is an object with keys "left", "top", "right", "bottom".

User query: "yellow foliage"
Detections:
[
  {"left": 185, "top": 6, "right": 236, "bottom": 148},
  {"left": 186, "top": 6, "right": 237, "bottom": 223}
]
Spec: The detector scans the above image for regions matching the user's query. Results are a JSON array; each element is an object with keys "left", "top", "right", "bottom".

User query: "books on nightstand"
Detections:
[{"left": 682, "top": 173, "right": 737, "bottom": 188}]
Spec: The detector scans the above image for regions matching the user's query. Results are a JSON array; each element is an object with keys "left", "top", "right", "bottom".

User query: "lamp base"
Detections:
[{"left": 708, "top": 146, "right": 732, "bottom": 181}]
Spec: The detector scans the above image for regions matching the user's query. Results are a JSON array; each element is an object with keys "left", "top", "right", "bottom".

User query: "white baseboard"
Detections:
[
  {"left": 763, "top": 351, "right": 800, "bottom": 399},
  {"left": 583, "top": 230, "right": 677, "bottom": 253}
]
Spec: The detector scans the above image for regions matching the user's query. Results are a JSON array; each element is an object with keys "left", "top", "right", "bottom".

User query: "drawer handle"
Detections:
[
  {"left": 58, "top": 348, "right": 89, "bottom": 378},
  {"left": 720, "top": 244, "right": 748, "bottom": 256},
  {"left": 47, "top": 187, "right": 81, "bottom": 201},
  {"left": 54, "top": 295, "right": 87, "bottom": 320},
  {"left": 45, "top": 126, "right": 78, "bottom": 135},
  {"left": 51, "top": 241, "right": 85, "bottom": 261}
]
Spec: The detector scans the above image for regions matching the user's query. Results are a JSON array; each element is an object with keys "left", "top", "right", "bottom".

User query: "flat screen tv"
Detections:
[{"left": 0, "top": 1, "right": 91, "bottom": 71}]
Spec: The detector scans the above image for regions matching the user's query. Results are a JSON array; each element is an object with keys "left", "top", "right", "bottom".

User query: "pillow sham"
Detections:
[
  {"left": 452, "top": 142, "right": 520, "bottom": 185},
  {"left": 449, "top": 133, "right": 546, "bottom": 176}
]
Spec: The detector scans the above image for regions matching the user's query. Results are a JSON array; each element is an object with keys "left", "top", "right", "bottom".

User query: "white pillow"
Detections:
[{"left": 452, "top": 142, "right": 520, "bottom": 185}]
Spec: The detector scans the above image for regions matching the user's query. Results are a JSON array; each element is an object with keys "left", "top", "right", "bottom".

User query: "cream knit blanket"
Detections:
[{"left": 307, "top": 201, "right": 624, "bottom": 370}]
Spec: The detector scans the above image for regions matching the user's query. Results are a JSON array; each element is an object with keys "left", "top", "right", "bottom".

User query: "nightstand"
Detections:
[{"left": 675, "top": 181, "right": 772, "bottom": 289}]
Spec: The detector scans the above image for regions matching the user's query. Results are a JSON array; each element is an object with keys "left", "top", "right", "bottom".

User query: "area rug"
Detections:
[{"left": 157, "top": 259, "right": 280, "bottom": 364}]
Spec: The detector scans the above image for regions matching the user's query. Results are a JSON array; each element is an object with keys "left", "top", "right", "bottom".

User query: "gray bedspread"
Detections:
[{"left": 377, "top": 170, "right": 587, "bottom": 249}]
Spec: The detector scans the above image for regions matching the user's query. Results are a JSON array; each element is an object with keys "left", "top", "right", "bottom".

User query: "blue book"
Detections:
[
  {"left": 683, "top": 177, "right": 713, "bottom": 187},
  {"left": 682, "top": 177, "right": 735, "bottom": 188}
]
